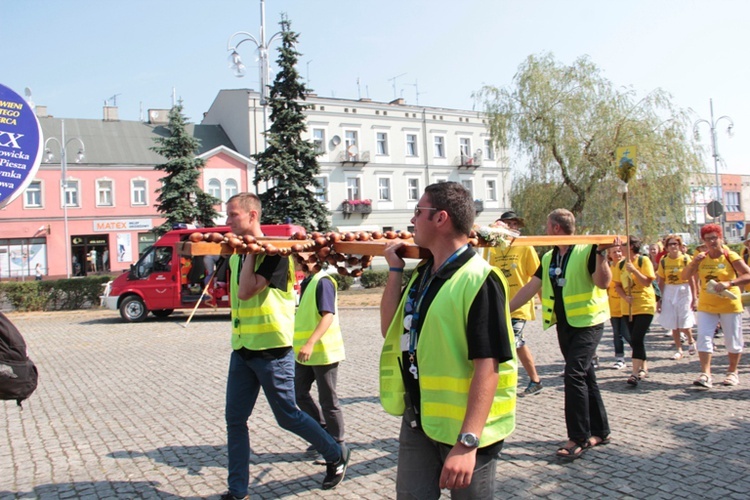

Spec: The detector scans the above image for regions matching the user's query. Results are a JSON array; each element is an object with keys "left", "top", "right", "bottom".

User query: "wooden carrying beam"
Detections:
[{"left": 177, "top": 234, "right": 624, "bottom": 259}]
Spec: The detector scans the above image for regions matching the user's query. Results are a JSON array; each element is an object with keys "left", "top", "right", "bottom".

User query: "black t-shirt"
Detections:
[{"left": 533, "top": 245, "right": 597, "bottom": 328}]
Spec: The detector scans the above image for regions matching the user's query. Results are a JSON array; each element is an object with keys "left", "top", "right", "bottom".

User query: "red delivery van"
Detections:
[{"left": 100, "top": 224, "right": 306, "bottom": 322}]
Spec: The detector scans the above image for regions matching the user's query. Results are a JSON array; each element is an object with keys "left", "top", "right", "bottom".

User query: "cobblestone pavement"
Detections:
[{"left": 2, "top": 307, "right": 750, "bottom": 499}]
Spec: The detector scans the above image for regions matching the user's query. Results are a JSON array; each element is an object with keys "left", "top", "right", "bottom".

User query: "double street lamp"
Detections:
[
  {"left": 44, "top": 119, "right": 85, "bottom": 279},
  {"left": 693, "top": 98, "right": 734, "bottom": 228},
  {"left": 226, "top": 0, "right": 281, "bottom": 150}
]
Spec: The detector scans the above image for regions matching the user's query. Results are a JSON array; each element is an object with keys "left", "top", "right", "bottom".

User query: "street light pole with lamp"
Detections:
[
  {"left": 226, "top": 0, "right": 282, "bottom": 151},
  {"left": 693, "top": 98, "right": 734, "bottom": 230},
  {"left": 44, "top": 119, "right": 85, "bottom": 279}
]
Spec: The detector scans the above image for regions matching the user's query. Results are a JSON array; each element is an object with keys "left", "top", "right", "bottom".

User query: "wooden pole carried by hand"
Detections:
[
  {"left": 183, "top": 257, "right": 225, "bottom": 329},
  {"left": 617, "top": 146, "right": 637, "bottom": 321}
]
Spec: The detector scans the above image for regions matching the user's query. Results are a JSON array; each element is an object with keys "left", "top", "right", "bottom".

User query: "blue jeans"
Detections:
[
  {"left": 225, "top": 349, "right": 341, "bottom": 497},
  {"left": 395, "top": 418, "right": 499, "bottom": 499},
  {"left": 610, "top": 316, "right": 631, "bottom": 358}
]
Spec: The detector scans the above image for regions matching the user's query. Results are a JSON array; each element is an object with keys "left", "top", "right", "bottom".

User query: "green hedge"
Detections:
[
  {"left": 360, "top": 268, "right": 415, "bottom": 289},
  {"left": 0, "top": 276, "right": 114, "bottom": 312},
  {"left": 336, "top": 275, "right": 355, "bottom": 291}
]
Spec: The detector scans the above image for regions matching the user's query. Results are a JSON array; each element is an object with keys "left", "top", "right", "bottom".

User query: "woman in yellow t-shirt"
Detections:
[
  {"left": 613, "top": 236, "right": 657, "bottom": 386},
  {"left": 656, "top": 234, "right": 697, "bottom": 360},
  {"left": 682, "top": 224, "right": 750, "bottom": 388}
]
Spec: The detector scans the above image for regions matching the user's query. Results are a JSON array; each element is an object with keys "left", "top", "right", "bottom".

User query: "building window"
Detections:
[
  {"left": 485, "top": 180, "right": 497, "bottom": 201},
  {"left": 725, "top": 191, "right": 741, "bottom": 212},
  {"left": 461, "top": 179, "right": 474, "bottom": 197},
  {"left": 207, "top": 178, "right": 221, "bottom": 200},
  {"left": 345, "top": 130, "right": 359, "bottom": 159},
  {"left": 314, "top": 176, "right": 328, "bottom": 202},
  {"left": 224, "top": 179, "right": 238, "bottom": 201},
  {"left": 63, "top": 179, "right": 79, "bottom": 207},
  {"left": 313, "top": 128, "right": 325, "bottom": 154},
  {"left": 24, "top": 180, "right": 43, "bottom": 208},
  {"left": 96, "top": 179, "right": 114, "bottom": 207},
  {"left": 131, "top": 179, "right": 148, "bottom": 206},
  {"left": 434, "top": 136, "right": 445, "bottom": 158},
  {"left": 406, "top": 134, "right": 418, "bottom": 157},
  {"left": 407, "top": 178, "right": 420, "bottom": 201},
  {"left": 378, "top": 177, "right": 391, "bottom": 201},
  {"left": 346, "top": 176, "right": 361, "bottom": 200},
  {"left": 459, "top": 138, "right": 471, "bottom": 158},
  {"left": 484, "top": 139, "right": 495, "bottom": 160},
  {"left": 376, "top": 132, "right": 389, "bottom": 155}
]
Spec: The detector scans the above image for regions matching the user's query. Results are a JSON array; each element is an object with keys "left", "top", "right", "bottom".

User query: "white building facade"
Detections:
[{"left": 202, "top": 89, "right": 511, "bottom": 231}]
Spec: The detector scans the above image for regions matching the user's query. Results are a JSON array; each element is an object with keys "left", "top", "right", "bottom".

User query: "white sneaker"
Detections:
[{"left": 613, "top": 360, "right": 626, "bottom": 370}]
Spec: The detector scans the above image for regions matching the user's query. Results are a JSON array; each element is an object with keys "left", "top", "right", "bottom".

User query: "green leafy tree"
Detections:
[
  {"left": 151, "top": 104, "right": 219, "bottom": 234},
  {"left": 253, "top": 15, "right": 330, "bottom": 231},
  {"left": 475, "top": 53, "right": 703, "bottom": 240}
]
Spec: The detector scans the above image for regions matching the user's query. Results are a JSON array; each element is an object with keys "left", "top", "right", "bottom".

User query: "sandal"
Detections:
[
  {"left": 688, "top": 343, "right": 696, "bottom": 355},
  {"left": 723, "top": 372, "right": 739, "bottom": 386},
  {"left": 638, "top": 369, "right": 648, "bottom": 380},
  {"left": 589, "top": 435, "right": 611, "bottom": 447},
  {"left": 556, "top": 440, "right": 588, "bottom": 460},
  {"left": 626, "top": 374, "right": 639, "bottom": 386},
  {"left": 693, "top": 373, "right": 712, "bottom": 388},
  {"left": 672, "top": 351, "right": 683, "bottom": 360}
]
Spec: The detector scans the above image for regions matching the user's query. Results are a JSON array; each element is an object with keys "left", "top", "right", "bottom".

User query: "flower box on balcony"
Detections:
[{"left": 341, "top": 199, "right": 372, "bottom": 215}]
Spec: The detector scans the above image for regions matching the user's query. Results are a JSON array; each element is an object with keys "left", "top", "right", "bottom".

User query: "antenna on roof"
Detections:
[
  {"left": 403, "top": 80, "right": 425, "bottom": 106},
  {"left": 388, "top": 73, "right": 407, "bottom": 99},
  {"left": 106, "top": 94, "right": 121, "bottom": 106},
  {"left": 357, "top": 78, "right": 361, "bottom": 99}
]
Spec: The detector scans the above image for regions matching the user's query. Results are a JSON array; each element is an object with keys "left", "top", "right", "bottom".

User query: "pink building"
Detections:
[{"left": 0, "top": 108, "right": 249, "bottom": 280}]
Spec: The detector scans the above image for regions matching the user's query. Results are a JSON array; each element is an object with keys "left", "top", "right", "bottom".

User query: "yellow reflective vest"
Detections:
[
  {"left": 294, "top": 272, "right": 345, "bottom": 365},
  {"left": 229, "top": 254, "right": 295, "bottom": 350},
  {"left": 540, "top": 245, "right": 609, "bottom": 330},
  {"left": 380, "top": 254, "right": 517, "bottom": 446}
]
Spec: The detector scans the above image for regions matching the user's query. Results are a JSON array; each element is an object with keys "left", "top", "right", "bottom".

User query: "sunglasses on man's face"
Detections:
[{"left": 414, "top": 206, "right": 438, "bottom": 217}]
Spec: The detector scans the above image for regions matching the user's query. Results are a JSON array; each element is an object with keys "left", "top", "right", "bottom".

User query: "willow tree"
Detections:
[{"left": 475, "top": 53, "right": 703, "bottom": 239}]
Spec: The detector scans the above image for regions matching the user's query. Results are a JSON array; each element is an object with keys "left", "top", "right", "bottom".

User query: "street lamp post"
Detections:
[
  {"left": 693, "top": 98, "right": 734, "bottom": 230},
  {"left": 226, "top": 0, "right": 282, "bottom": 150},
  {"left": 44, "top": 119, "right": 85, "bottom": 279}
]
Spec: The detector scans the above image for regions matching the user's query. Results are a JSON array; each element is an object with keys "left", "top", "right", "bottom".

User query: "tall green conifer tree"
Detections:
[
  {"left": 151, "top": 104, "right": 219, "bottom": 234},
  {"left": 253, "top": 15, "right": 330, "bottom": 230}
]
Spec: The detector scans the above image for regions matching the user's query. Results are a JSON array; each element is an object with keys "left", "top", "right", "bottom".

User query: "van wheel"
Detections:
[
  {"left": 120, "top": 296, "right": 148, "bottom": 322},
  {"left": 152, "top": 309, "right": 174, "bottom": 318}
]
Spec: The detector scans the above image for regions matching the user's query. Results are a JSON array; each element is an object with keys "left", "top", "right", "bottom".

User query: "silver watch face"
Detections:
[{"left": 459, "top": 433, "right": 479, "bottom": 447}]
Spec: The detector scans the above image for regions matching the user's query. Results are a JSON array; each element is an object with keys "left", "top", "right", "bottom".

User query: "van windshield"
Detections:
[{"left": 131, "top": 246, "right": 173, "bottom": 279}]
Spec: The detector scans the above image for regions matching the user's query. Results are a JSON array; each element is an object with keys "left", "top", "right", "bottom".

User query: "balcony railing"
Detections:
[{"left": 337, "top": 150, "right": 370, "bottom": 166}]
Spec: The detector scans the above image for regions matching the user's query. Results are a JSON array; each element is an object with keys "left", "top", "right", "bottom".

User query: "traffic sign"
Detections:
[
  {"left": 736, "top": 221, "right": 745, "bottom": 230},
  {"left": 706, "top": 200, "right": 724, "bottom": 218}
]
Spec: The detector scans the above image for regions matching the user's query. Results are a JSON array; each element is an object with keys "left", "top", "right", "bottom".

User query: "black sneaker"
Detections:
[
  {"left": 322, "top": 444, "right": 350, "bottom": 490},
  {"left": 219, "top": 493, "right": 249, "bottom": 500}
]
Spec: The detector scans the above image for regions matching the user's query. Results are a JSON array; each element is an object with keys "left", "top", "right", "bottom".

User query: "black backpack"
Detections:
[{"left": 0, "top": 312, "right": 39, "bottom": 407}]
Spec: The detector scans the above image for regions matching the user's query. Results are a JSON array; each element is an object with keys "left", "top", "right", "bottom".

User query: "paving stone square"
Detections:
[{"left": 2, "top": 307, "right": 750, "bottom": 499}]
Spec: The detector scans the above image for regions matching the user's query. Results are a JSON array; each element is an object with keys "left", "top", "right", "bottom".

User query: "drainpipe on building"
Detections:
[{"left": 421, "top": 108, "right": 430, "bottom": 188}]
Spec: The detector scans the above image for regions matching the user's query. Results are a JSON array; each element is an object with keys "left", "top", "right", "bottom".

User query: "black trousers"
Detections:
[{"left": 557, "top": 322, "right": 610, "bottom": 443}]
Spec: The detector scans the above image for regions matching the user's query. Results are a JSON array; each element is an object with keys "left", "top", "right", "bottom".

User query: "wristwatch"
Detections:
[
  {"left": 598, "top": 248, "right": 608, "bottom": 257},
  {"left": 457, "top": 432, "right": 480, "bottom": 448}
]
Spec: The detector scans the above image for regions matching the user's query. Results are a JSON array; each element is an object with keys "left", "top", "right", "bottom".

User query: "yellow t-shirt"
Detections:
[
  {"left": 607, "top": 262, "right": 622, "bottom": 318},
  {"left": 656, "top": 254, "right": 692, "bottom": 285},
  {"left": 485, "top": 244, "right": 540, "bottom": 321},
  {"left": 613, "top": 256, "right": 656, "bottom": 315},
  {"left": 696, "top": 250, "right": 743, "bottom": 314}
]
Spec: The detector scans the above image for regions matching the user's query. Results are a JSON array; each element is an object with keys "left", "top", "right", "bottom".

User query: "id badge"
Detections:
[
  {"left": 400, "top": 333, "right": 411, "bottom": 351},
  {"left": 556, "top": 277, "right": 566, "bottom": 287}
]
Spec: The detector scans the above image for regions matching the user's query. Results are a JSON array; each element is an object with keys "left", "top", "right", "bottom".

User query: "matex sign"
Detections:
[
  {"left": 94, "top": 219, "right": 153, "bottom": 232},
  {"left": 0, "top": 84, "right": 42, "bottom": 208}
]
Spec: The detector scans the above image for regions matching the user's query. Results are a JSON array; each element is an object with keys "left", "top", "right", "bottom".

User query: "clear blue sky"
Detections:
[{"left": 4, "top": 0, "right": 749, "bottom": 174}]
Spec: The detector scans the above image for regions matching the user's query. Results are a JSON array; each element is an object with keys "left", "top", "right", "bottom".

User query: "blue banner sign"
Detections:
[{"left": 0, "top": 83, "right": 42, "bottom": 208}]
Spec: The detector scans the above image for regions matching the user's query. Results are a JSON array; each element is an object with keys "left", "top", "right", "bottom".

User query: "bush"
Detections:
[
  {"left": 336, "top": 275, "right": 355, "bottom": 291},
  {"left": 360, "top": 268, "right": 416, "bottom": 288},
  {"left": 0, "top": 276, "right": 114, "bottom": 312}
]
